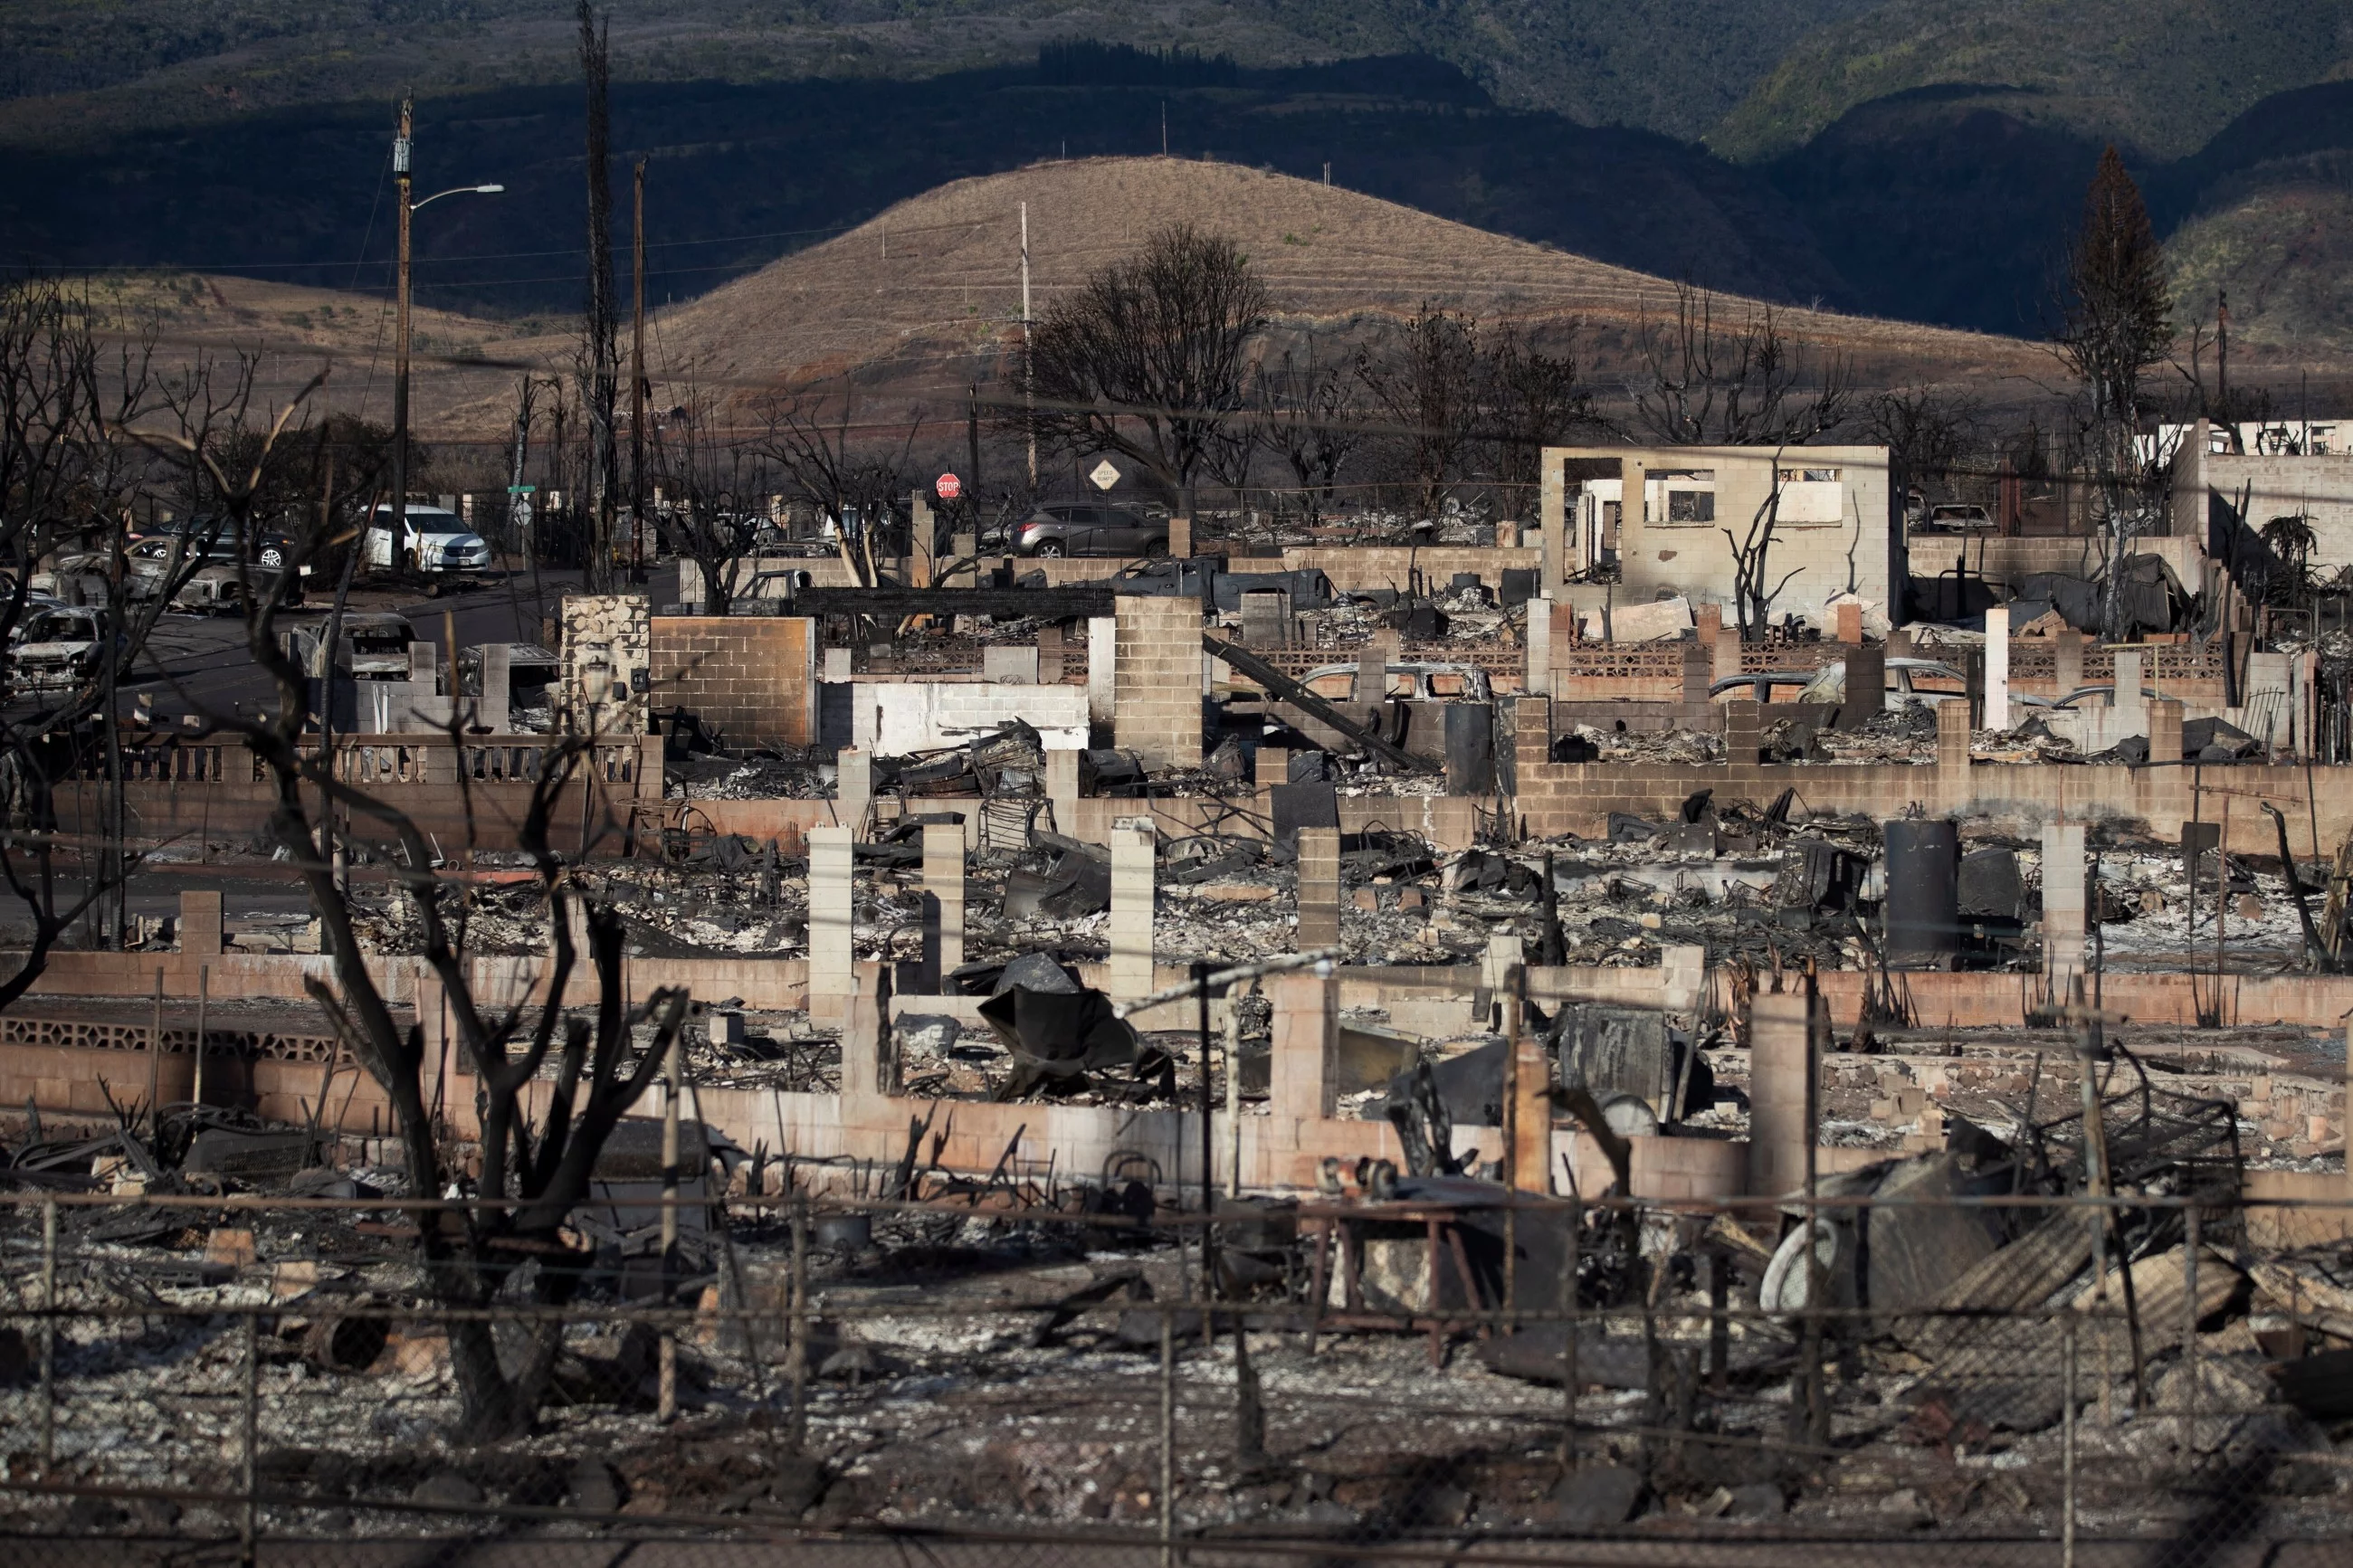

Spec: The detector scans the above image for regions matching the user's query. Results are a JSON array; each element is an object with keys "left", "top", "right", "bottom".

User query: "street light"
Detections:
[{"left": 389, "top": 95, "right": 502, "bottom": 574}]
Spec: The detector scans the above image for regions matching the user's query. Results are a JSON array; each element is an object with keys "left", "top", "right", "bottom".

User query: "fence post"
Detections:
[
  {"left": 788, "top": 1198, "right": 809, "bottom": 1450},
  {"left": 1159, "top": 1307, "right": 1176, "bottom": 1568},
  {"left": 38, "top": 1195, "right": 55, "bottom": 1474},
  {"left": 2062, "top": 1316, "right": 2078, "bottom": 1568},
  {"left": 241, "top": 1309, "right": 259, "bottom": 1566}
]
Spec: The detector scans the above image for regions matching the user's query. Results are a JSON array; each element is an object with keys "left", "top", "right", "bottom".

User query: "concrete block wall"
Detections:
[
  {"left": 14, "top": 946, "right": 2353, "bottom": 1204},
  {"left": 1114, "top": 594, "right": 1203, "bottom": 769},
  {"left": 647, "top": 615, "right": 818, "bottom": 747}
]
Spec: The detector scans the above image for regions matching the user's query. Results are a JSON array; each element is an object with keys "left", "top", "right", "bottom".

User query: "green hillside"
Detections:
[
  {"left": 1709, "top": 0, "right": 2353, "bottom": 164},
  {"left": 2167, "top": 156, "right": 2353, "bottom": 353},
  {"left": 0, "top": 0, "right": 1879, "bottom": 148}
]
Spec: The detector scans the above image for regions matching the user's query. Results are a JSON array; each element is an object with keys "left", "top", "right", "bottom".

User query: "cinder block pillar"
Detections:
[
  {"left": 2149, "top": 698, "right": 2185, "bottom": 766},
  {"left": 1842, "top": 641, "right": 1884, "bottom": 728},
  {"left": 922, "top": 821, "right": 965, "bottom": 984},
  {"left": 2042, "top": 822, "right": 2087, "bottom": 987},
  {"left": 1662, "top": 942, "right": 1706, "bottom": 1015},
  {"left": 1694, "top": 602, "right": 1721, "bottom": 641},
  {"left": 1267, "top": 966, "right": 1337, "bottom": 1124},
  {"left": 807, "top": 825, "right": 855, "bottom": 1014},
  {"left": 1036, "top": 625, "right": 1065, "bottom": 685},
  {"left": 909, "top": 493, "right": 936, "bottom": 587},
  {"left": 1712, "top": 626, "right": 1742, "bottom": 687},
  {"left": 1725, "top": 699, "right": 1763, "bottom": 764},
  {"left": 1254, "top": 746, "right": 1289, "bottom": 789},
  {"left": 1295, "top": 826, "right": 1342, "bottom": 952},
  {"left": 1169, "top": 515, "right": 1193, "bottom": 556},
  {"left": 1481, "top": 932, "right": 1523, "bottom": 996},
  {"left": 1511, "top": 1022, "right": 1553, "bottom": 1193},
  {"left": 1984, "top": 605, "right": 2010, "bottom": 730},
  {"left": 1834, "top": 600, "right": 1862, "bottom": 645},
  {"left": 1680, "top": 639, "right": 1711, "bottom": 705},
  {"left": 2112, "top": 649, "right": 2146, "bottom": 733},
  {"left": 2054, "top": 629, "right": 2083, "bottom": 698},
  {"left": 1087, "top": 615, "right": 1117, "bottom": 727},
  {"left": 179, "top": 890, "right": 224, "bottom": 956},
  {"left": 1045, "top": 746, "right": 1081, "bottom": 835},
  {"left": 1526, "top": 595, "right": 1555, "bottom": 696},
  {"left": 1113, "top": 595, "right": 1201, "bottom": 769},
  {"left": 834, "top": 746, "right": 872, "bottom": 839},
  {"left": 1357, "top": 642, "right": 1387, "bottom": 716},
  {"left": 1109, "top": 825, "right": 1157, "bottom": 1001},
  {"left": 823, "top": 646, "right": 852, "bottom": 683},
  {"left": 1936, "top": 699, "right": 1971, "bottom": 772},
  {"left": 1746, "top": 992, "right": 1816, "bottom": 1197},
  {"left": 1538, "top": 453, "right": 1566, "bottom": 591},
  {"left": 479, "top": 642, "right": 511, "bottom": 733},
  {"left": 407, "top": 641, "right": 438, "bottom": 691},
  {"left": 1513, "top": 693, "right": 1553, "bottom": 776},
  {"left": 840, "top": 966, "right": 887, "bottom": 1099}
]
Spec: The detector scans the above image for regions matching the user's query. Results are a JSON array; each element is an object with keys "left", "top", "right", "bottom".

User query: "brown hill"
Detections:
[
  {"left": 77, "top": 157, "right": 2053, "bottom": 450},
  {"left": 654, "top": 156, "right": 2050, "bottom": 411}
]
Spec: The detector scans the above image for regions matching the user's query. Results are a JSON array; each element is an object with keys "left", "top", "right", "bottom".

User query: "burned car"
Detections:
[
  {"left": 283, "top": 613, "right": 421, "bottom": 680},
  {"left": 9, "top": 605, "right": 124, "bottom": 692},
  {"left": 169, "top": 565, "right": 250, "bottom": 615}
]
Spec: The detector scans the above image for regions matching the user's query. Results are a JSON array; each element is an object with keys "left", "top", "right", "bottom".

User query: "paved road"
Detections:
[{"left": 129, "top": 565, "right": 593, "bottom": 726}]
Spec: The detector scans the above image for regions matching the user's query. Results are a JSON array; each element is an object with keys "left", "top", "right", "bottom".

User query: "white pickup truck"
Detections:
[{"left": 365, "top": 504, "right": 493, "bottom": 575}]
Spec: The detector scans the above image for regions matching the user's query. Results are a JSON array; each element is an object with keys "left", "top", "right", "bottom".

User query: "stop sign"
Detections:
[{"left": 935, "top": 472, "right": 962, "bottom": 501}]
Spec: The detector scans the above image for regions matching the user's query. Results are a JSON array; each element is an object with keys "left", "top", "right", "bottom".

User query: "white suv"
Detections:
[{"left": 366, "top": 504, "right": 493, "bottom": 575}]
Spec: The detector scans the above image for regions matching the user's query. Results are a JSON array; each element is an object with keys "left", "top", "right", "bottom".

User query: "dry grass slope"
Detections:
[
  {"left": 66, "top": 157, "right": 2053, "bottom": 440},
  {"left": 659, "top": 156, "right": 2047, "bottom": 402}
]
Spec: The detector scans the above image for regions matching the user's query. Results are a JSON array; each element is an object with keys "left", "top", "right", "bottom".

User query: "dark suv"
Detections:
[{"left": 1003, "top": 503, "right": 1169, "bottom": 559}]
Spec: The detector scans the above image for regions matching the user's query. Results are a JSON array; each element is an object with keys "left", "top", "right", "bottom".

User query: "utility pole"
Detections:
[
  {"left": 387, "top": 99, "right": 500, "bottom": 577},
  {"left": 631, "top": 157, "right": 648, "bottom": 581},
  {"left": 391, "top": 93, "right": 414, "bottom": 570},
  {"left": 1021, "top": 201, "right": 1035, "bottom": 489}
]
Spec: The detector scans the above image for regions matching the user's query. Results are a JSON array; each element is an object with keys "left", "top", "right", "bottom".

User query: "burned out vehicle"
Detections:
[
  {"left": 282, "top": 613, "right": 420, "bottom": 680},
  {"left": 1300, "top": 660, "right": 1493, "bottom": 703},
  {"left": 132, "top": 532, "right": 304, "bottom": 608},
  {"left": 460, "top": 642, "right": 560, "bottom": 730},
  {"left": 169, "top": 565, "right": 250, "bottom": 615},
  {"left": 9, "top": 605, "right": 124, "bottom": 692},
  {"left": 1710, "top": 657, "right": 1967, "bottom": 707}
]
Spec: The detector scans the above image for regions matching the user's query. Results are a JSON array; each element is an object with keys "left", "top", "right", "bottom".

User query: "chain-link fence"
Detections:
[{"left": 1, "top": 1187, "right": 2348, "bottom": 1564}]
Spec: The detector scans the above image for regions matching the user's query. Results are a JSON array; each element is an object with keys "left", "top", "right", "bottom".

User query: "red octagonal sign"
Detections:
[{"left": 934, "top": 472, "right": 962, "bottom": 501}]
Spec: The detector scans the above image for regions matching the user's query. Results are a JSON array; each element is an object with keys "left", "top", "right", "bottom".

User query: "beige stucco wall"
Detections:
[{"left": 1540, "top": 444, "right": 1893, "bottom": 630}]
